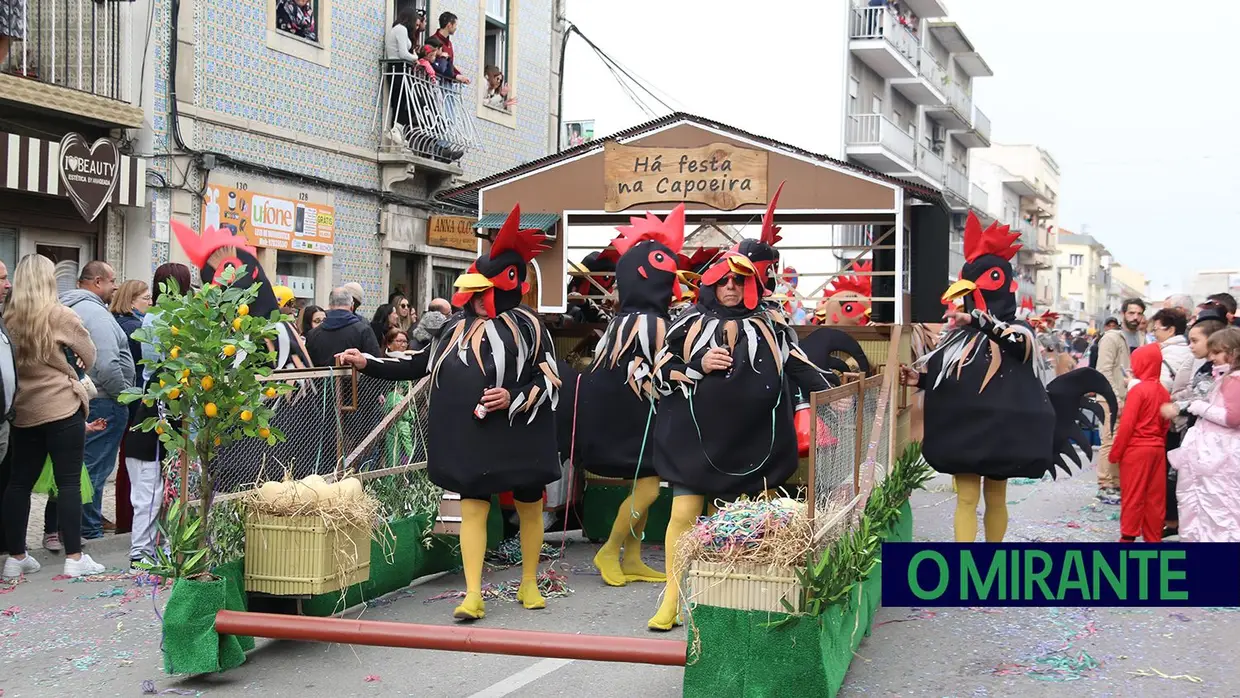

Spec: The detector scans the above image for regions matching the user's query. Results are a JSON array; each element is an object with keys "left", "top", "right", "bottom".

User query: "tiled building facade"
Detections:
[{"left": 131, "top": 0, "right": 562, "bottom": 313}]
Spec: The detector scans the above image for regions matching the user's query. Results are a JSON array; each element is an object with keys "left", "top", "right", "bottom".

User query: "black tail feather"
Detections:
[
  {"left": 800, "top": 327, "right": 872, "bottom": 374},
  {"left": 1046, "top": 368, "right": 1118, "bottom": 477}
]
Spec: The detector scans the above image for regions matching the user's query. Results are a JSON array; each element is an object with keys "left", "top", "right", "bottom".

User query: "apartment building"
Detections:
[
  {"left": 1107, "top": 263, "right": 1148, "bottom": 314},
  {"left": 1190, "top": 270, "right": 1240, "bottom": 303},
  {"left": 969, "top": 144, "right": 1060, "bottom": 307},
  {"left": 837, "top": 2, "right": 991, "bottom": 281},
  {"left": 4, "top": 0, "right": 563, "bottom": 312},
  {"left": 1055, "top": 230, "right": 1110, "bottom": 328},
  {"left": 0, "top": 0, "right": 149, "bottom": 285}
]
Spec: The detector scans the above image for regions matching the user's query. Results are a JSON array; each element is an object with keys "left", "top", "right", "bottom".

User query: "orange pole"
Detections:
[{"left": 214, "top": 611, "right": 687, "bottom": 666}]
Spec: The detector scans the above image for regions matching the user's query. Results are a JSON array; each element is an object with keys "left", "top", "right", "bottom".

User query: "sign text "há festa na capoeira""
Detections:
[{"left": 604, "top": 141, "right": 768, "bottom": 212}]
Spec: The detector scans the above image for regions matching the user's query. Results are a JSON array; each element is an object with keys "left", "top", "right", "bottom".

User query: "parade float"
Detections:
[{"left": 152, "top": 113, "right": 955, "bottom": 694}]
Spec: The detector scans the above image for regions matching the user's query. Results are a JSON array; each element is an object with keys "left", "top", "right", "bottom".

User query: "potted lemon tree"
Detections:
[{"left": 121, "top": 267, "right": 290, "bottom": 674}]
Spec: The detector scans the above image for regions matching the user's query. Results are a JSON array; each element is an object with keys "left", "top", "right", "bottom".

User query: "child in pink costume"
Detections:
[{"left": 1167, "top": 328, "right": 1240, "bottom": 542}]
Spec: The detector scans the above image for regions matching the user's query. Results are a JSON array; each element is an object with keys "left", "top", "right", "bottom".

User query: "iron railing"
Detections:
[
  {"left": 379, "top": 60, "right": 479, "bottom": 162},
  {"left": 845, "top": 113, "right": 915, "bottom": 165},
  {"left": 0, "top": 0, "right": 130, "bottom": 101},
  {"left": 849, "top": 6, "right": 919, "bottom": 66}
]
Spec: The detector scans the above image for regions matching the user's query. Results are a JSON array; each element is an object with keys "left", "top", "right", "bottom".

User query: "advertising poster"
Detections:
[{"left": 202, "top": 185, "right": 335, "bottom": 256}]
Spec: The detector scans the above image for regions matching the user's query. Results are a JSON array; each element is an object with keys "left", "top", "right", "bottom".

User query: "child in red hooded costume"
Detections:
[{"left": 1109, "top": 342, "right": 1171, "bottom": 542}]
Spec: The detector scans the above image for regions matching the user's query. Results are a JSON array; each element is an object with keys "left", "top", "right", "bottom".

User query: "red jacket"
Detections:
[
  {"left": 432, "top": 30, "right": 461, "bottom": 78},
  {"left": 1109, "top": 343, "right": 1171, "bottom": 462}
]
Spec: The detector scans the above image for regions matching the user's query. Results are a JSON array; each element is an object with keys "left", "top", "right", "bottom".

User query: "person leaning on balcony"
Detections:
[
  {"left": 431, "top": 11, "right": 470, "bottom": 84},
  {"left": 386, "top": 4, "right": 421, "bottom": 140},
  {"left": 0, "top": 0, "right": 26, "bottom": 64}
]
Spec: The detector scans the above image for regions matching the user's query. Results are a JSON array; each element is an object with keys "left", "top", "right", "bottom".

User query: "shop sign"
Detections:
[
  {"left": 58, "top": 133, "right": 121, "bottom": 222},
  {"left": 428, "top": 216, "right": 479, "bottom": 252},
  {"left": 603, "top": 141, "right": 768, "bottom": 213},
  {"left": 202, "top": 184, "right": 334, "bottom": 256}
]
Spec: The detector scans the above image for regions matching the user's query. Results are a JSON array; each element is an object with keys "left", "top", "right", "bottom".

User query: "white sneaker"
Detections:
[
  {"left": 63, "top": 554, "right": 106, "bottom": 578},
  {"left": 2, "top": 555, "right": 41, "bottom": 580}
]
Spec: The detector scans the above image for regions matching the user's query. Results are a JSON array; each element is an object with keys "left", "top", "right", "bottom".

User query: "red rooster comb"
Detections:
[
  {"left": 612, "top": 204, "right": 686, "bottom": 257},
  {"left": 759, "top": 181, "right": 786, "bottom": 246},
  {"left": 828, "top": 260, "right": 873, "bottom": 297},
  {"left": 172, "top": 221, "right": 256, "bottom": 270},
  {"left": 963, "top": 211, "right": 1021, "bottom": 263},
  {"left": 1020, "top": 297, "right": 1035, "bottom": 311},
  {"left": 489, "top": 204, "right": 549, "bottom": 263},
  {"left": 688, "top": 247, "right": 721, "bottom": 269}
]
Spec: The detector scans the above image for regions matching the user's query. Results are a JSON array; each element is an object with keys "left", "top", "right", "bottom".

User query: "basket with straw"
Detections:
[{"left": 241, "top": 474, "right": 382, "bottom": 596}]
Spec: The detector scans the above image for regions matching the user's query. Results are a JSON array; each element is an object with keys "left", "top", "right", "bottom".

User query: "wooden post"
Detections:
[{"left": 853, "top": 378, "right": 865, "bottom": 496}]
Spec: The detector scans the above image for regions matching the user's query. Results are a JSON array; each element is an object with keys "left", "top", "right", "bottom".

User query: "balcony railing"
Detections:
[
  {"left": 845, "top": 113, "right": 915, "bottom": 165},
  {"left": 916, "top": 145, "right": 944, "bottom": 184},
  {"left": 945, "top": 163, "right": 967, "bottom": 198},
  {"left": 849, "top": 7, "right": 919, "bottom": 65},
  {"left": 944, "top": 81, "right": 972, "bottom": 118},
  {"left": 1014, "top": 219, "right": 1038, "bottom": 250},
  {"left": 917, "top": 48, "right": 945, "bottom": 88},
  {"left": 972, "top": 106, "right": 991, "bottom": 142},
  {"left": 969, "top": 183, "right": 987, "bottom": 211},
  {"left": 380, "top": 60, "right": 479, "bottom": 162},
  {"left": 0, "top": 0, "right": 130, "bottom": 101}
]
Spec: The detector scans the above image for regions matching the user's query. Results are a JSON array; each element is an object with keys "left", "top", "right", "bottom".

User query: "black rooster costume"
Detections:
[
  {"left": 574, "top": 204, "right": 694, "bottom": 588},
  {"left": 350, "top": 205, "right": 562, "bottom": 620},
  {"left": 648, "top": 187, "right": 834, "bottom": 631},
  {"left": 168, "top": 222, "right": 318, "bottom": 493},
  {"left": 915, "top": 212, "right": 1117, "bottom": 542}
]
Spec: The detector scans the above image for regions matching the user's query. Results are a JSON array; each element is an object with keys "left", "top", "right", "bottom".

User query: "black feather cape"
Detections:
[
  {"left": 361, "top": 305, "right": 561, "bottom": 495},
  {"left": 920, "top": 318, "right": 1056, "bottom": 479},
  {"left": 652, "top": 301, "right": 827, "bottom": 495}
]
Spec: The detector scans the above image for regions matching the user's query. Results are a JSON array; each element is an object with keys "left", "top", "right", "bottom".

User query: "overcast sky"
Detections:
[{"left": 561, "top": 0, "right": 1239, "bottom": 298}]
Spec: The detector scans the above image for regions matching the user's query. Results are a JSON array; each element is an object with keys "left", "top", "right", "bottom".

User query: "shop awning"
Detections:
[
  {"left": 1, "top": 131, "right": 147, "bottom": 221},
  {"left": 473, "top": 212, "right": 560, "bottom": 238}
]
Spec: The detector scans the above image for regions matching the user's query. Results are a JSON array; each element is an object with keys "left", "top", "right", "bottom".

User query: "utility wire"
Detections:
[{"left": 569, "top": 24, "right": 678, "bottom": 115}]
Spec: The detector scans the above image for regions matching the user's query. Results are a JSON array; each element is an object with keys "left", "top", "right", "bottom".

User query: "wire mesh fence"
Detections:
[{"left": 186, "top": 367, "right": 433, "bottom": 502}]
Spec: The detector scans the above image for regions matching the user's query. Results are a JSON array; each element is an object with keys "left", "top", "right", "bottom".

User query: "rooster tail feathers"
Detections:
[{"left": 1044, "top": 367, "right": 1117, "bottom": 477}]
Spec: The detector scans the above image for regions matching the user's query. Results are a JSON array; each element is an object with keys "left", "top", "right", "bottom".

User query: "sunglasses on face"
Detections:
[
  {"left": 721, "top": 274, "right": 746, "bottom": 287},
  {"left": 399, "top": 302, "right": 409, "bottom": 308}
]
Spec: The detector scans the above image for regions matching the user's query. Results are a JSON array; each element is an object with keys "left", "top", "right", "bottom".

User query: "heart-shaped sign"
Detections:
[{"left": 58, "top": 133, "right": 120, "bottom": 222}]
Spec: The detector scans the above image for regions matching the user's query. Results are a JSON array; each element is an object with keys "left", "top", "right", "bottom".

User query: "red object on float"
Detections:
[
  {"left": 795, "top": 405, "right": 838, "bottom": 456},
  {"left": 214, "top": 611, "right": 687, "bottom": 666}
]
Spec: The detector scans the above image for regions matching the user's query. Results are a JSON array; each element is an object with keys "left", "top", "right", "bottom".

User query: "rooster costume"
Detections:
[
  {"left": 815, "top": 261, "right": 873, "bottom": 326},
  {"left": 575, "top": 205, "right": 694, "bottom": 588},
  {"left": 648, "top": 186, "right": 833, "bottom": 630},
  {"left": 914, "top": 212, "right": 1117, "bottom": 542},
  {"left": 348, "top": 205, "right": 562, "bottom": 620}
]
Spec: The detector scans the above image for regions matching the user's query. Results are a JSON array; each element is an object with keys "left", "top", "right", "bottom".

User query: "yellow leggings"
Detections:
[{"left": 953, "top": 474, "right": 1008, "bottom": 542}]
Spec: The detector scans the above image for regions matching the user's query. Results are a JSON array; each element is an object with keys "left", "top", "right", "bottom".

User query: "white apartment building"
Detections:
[
  {"left": 969, "top": 145, "right": 1061, "bottom": 308},
  {"left": 839, "top": 2, "right": 991, "bottom": 277}
]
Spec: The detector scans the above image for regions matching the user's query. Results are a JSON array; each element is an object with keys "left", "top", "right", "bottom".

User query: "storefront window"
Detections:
[
  {"left": 275, "top": 250, "right": 317, "bottom": 304},
  {"left": 0, "top": 228, "right": 16, "bottom": 273},
  {"left": 432, "top": 267, "right": 458, "bottom": 305}
]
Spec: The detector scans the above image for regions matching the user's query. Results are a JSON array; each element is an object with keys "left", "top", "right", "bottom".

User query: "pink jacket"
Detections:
[{"left": 1168, "top": 368, "right": 1240, "bottom": 542}]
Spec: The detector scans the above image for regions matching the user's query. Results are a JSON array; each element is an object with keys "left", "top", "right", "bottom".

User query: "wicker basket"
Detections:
[
  {"left": 244, "top": 513, "right": 372, "bottom": 596},
  {"left": 687, "top": 561, "right": 804, "bottom": 613}
]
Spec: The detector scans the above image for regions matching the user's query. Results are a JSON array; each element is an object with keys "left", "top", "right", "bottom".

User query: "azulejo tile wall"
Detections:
[{"left": 146, "top": 0, "right": 557, "bottom": 289}]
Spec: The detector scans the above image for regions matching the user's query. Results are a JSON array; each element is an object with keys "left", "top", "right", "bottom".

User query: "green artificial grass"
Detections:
[{"left": 582, "top": 481, "right": 674, "bottom": 544}]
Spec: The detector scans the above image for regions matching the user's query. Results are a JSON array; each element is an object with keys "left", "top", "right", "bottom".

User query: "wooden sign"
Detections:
[
  {"left": 604, "top": 141, "right": 768, "bottom": 213},
  {"left": 428, "top": 216, "right": 478, "bottom": 252}
]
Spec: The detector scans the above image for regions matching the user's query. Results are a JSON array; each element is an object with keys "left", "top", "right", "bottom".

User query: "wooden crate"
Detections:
[
  {"left": 434, "top": 492, "right": 462, "bottom": 535},
  {"left": 687, "top": 561, "right": 804, "bottom": 613},
  {"left": 244, "top": 513, "right": 371, "bottom": 596}
]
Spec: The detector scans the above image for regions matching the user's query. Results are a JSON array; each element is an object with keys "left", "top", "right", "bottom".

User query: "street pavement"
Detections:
[{"left": 2, "top": 470, "right": 1237, "bottom": 697}]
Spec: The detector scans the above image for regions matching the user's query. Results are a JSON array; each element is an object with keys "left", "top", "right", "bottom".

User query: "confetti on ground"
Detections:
[
  {"left": 874, "top": 609, "right": 937, "bottom": 628},
  {"left": 0, "top": 578, "right": 25, "bottom": 594},
  {"left": 569, "top": 564, "right": 601, "bottom": 576},
  {"left": 1169, "top": 612, "right": 1192, "bottom": 622},
  {"left": 363, "top": 589, "right": 416, "bottom": 608},
  {"left": 1, "top": 606, "right": 19, "bottom": 618},
  {"left": 364, "top": 675, "right": 381, "bottom": 683},
  {"left": 142, "top": 680, "right": 156, "bottom": 694},
  {"left": 484, "top": 537, "right": 565, "bottom": 569},
  {"left": 76, "top": 586, "right": 127, "bottom": 600},
  {"left": 1009, "top": 477, "right": 1044, "bottom": 486},
  {"left": 1128, "top": 667, "right": 1203, "bottom": 683},
  {"left": 424, "top": 568, "right": 574, "bottom": 604}
]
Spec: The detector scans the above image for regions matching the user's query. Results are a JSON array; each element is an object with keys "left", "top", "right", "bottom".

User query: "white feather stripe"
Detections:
[
  {"left": 693, "top": 318, "right": 719, "bottom": 357},
  {"left": 507, "top": 392, "right": 528, "bottom": 423},
  {"left": 637, "top": 314, "right": 652, "bottom": 363},
  {"left": 484, "top": 320, "right": 507, "bottom": 390},
  {"left": 743, "top": 319, "right": 759, "bottom": 368}
]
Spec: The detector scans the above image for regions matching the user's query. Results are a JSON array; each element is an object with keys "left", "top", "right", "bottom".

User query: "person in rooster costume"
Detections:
[
  {"left": 336, "top": 205, "right": 562, "bottom": 621},
  {"left": 814, "top": 261, "right": 873, "bottom": 326},
  {"left": 647, "top": 185, "right": 835, "bottom": 631},
  {"left": 172, "top": 222, "right": 311, "bottom": 370},
  {"left": 574, "top": 204, "right": 696, "bottom": 588},
  {"left": 566, "top": 248, "right": 619, "bottom": 324},
  {"left": 902, "top": 212, "right": 1118, "bottom": 542}
]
